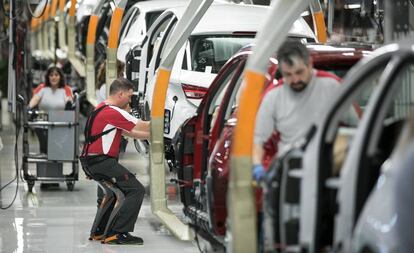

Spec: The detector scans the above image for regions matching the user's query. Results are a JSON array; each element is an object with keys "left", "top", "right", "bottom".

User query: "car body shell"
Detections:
[
  {"left": 117, "top": 0, "right": 189, "bottom": 63},
  {"left": 174, "top": 43, "right": 367, "bottom": 237},
  {"left": 141, "top": 3, "right": 316, "bottom": 140}
]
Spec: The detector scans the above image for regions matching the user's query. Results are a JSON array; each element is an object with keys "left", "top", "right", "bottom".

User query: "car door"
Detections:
[
  {"left": 173, "top": 54, "right": 246, "bottom": 208},
  {"left": 303, "top": 57, "right": 384, "bottom": 253},
  {"left": 337, "top": 49, "right": 414, "bottom": 252},
  {"left": 296, "top": 45, "right": 414, "bottom": 252},
  {"left": 138, "top": 10, "right": 178, "bottom": 102}
]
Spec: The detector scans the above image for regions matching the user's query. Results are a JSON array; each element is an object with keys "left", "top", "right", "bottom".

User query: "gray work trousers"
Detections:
[{"left": 88, "top": 157, "right": 145, "bottom": 234}]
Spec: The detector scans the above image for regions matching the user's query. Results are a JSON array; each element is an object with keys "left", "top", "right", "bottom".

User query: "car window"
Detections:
[
  {"left": 223, "top": 73, "right": 245, "bottom": 121},
  {"left": 383, "top": 64, "right": 414, "bottom": 122},
  {"left": 318, "top": 66, "right": 374, "bottom": 111},
  {"left": 181, "top": 43, "right": 191, "bottom": 70},
  {"left": 146, "top": 11, "right": 163, "bottom": 30},
  {"left": 148, "top": 15, "right": 175, "bottom": 63},
  {"left": 328, "top": 66, "right": 383, "bottom": 176},
  {"left": 369, "top": 63, "right": 414, "bottom": 161},
  {"left": 189, "top": 35, "right": 253, "bottom": 74},
  {"left": 351, "top": 60, "right": 414, "bottom": 224},
  {"left": 208, "top": 61, "right": 242, "bottom": 131},
  {"left": 154, "top": 18, "right": 178, "bottom": 70},
  {"left": 119, "top": 7, "right": 138, "bottom": 41},
  {"left": 209, "top": 62, "right": 241, "bottom": 113}
]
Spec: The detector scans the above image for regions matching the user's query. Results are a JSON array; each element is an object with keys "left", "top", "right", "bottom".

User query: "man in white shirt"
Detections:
[{"left": 253, "top": 40, "right": 345, "bottom": 181}]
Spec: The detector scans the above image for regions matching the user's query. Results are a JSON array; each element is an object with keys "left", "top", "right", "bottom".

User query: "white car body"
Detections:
[
  {"left": 76, "top": 0, "right": 100, "bottom": 23},
  {"left": 141, "top": 3, "right": 316, "bottom": 140},
  {"left": 117, "top": 0, "right": 189, "bottom": 63},
  {"left": 352, "top": 159, "right": 398, "bottom": 253}
]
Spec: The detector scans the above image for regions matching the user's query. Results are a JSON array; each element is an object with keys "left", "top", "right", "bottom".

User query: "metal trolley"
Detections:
[{"left": 22, "top": 97, "right": 80, "bottom": 192}]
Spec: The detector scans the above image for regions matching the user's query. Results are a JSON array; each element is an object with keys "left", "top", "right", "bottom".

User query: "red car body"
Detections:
[{"left": 173, "top": 43, "right": 368, "bottom": 242}]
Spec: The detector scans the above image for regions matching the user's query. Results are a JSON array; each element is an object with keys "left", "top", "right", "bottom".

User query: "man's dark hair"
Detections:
[
  {"left": 276, "top": 40, "right": 310, "bottom": 66},
  {"left": 109, "top": 77, "right": 134, "bottom": 95},
  {"left": 45, "top": 66, "right": 65, "bottom": 88}
]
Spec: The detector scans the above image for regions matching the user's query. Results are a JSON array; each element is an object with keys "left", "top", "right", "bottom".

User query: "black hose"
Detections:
[{"left": 0, "top": 103, "right": 22, "bottom": 210}]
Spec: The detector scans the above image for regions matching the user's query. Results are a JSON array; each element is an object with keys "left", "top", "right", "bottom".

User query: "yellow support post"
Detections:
[
  {"left": 85, "top": 1, "right": 105, "bottom": 107},
  {"left": 49, "top": 0, "right": 58, "bottom": 60},
  {"left": 42, "top": 3, "right": 51, "bottom": 58},
  {"left": 309, "top": 0, "right": 327, "bottom": 43},
  {"left": 106, "top": 0, "right": 127, "bottom": 97},
  {"left": 58, "top": 0, "right": 67, "bottom": 50},
  {"left": 228, "top": 0, "right": 309, "bottom": 252},
  {"left": 149, "top": 0, "right": 214, "bottom": 241},
  {"left": 85, "top": 14, "right": 99, "bottom": 107},
  {"left": 30, "top": 18, "right": 37, "bottom": 55},
  {"left": 67, "top": 0, "right": 86, "bottom": 77}
]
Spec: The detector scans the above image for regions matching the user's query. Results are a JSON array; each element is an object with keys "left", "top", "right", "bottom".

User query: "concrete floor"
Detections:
[{"left": 0, "top": 101, "right": 201, "bottom": 253}]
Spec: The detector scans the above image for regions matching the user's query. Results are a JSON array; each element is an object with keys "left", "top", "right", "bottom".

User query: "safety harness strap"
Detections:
[
  {"left": 80, "top": 105, "right": 132, "bottom": 183},
  {"left": 81, "top": 105, "right": 115, "bottom": 157}
]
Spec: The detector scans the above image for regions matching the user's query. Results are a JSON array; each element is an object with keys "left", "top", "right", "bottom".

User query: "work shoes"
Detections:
[
  {"left": 103, "top": 233, "right": 144, "bottom": 245},
  {"left": 89, "top": 234, "right": 104, "bottom": 241}
]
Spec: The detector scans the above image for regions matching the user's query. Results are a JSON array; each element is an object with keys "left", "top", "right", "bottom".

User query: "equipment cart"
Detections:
[{"left": 22, "top": 98, "right": 80, "bottom": 192}]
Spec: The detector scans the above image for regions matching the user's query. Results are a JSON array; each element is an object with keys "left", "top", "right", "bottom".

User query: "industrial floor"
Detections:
[{"left": 0, "top": 101, "right": 201, "bottom": 253}]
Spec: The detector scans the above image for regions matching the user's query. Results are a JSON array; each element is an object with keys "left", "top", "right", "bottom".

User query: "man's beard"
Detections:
[{"left": 290, "top": 81, "right": 308, "bottom": 92}]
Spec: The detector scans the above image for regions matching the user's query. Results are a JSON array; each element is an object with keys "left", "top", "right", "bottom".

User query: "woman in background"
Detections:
[{"left": 28, "top": 66, "right": 73, "bottom": 154}]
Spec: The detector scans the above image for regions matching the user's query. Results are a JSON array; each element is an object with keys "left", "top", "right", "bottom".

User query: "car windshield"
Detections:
[{"left": 190, "top": 35, "right": 253, "bottom": 74}]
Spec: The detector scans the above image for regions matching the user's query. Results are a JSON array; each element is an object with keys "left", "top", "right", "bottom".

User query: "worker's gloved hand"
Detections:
[
  {"left": 253, "top": 164, "right": 265, "bottom": 182},
  {"left": 64, "top": 101, "right": 74, "bottom": 110},
  {"left": 27, "top": 106, "right": 36, "bottom": 121}
]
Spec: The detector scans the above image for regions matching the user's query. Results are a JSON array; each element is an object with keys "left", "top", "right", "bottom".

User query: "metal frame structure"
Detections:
[
  {"left": 105, "top": 0, "right": 128, "bottom": 97},
  {"left": 48, "top": 0, "right": 58, "bottom": 61},
  {"left": 67, "top": 0, "right": 86, "bottom": 77},
  {"left": 149, "top": 0, "right": 215, "bottom": 241},
  {"left": 58, "top": 0, "right": 67, "bottom": 51},
  {"left": 228, "top": 0, "right": 309, "bottom": 252},
  {"left": 30, "top": 17, "right": 40, "bottom": 56},
  {"left": 41, "top": 2, "right": 52, "bottom": 59},
  {"left": 309, "top": 0, "right": 327, "bottom": 43},
  {"left": 85, "top": 1, "right": 105, "bottom": 107}
]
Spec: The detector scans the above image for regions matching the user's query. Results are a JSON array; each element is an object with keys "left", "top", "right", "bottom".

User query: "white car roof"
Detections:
[
  {"left": 117, "top": 0, "right": 190, "bottom": 62},
  {"left": 76, "top": 0, "right": 100, "bottom": 23},
  {"left": 165, "top": 3, "right": 315, "bottom": 39},
  {"left": 128, "top": 0, "right": 189, "bottom": 12}
]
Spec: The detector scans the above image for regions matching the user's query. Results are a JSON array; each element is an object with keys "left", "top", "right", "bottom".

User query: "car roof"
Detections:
[
  {"left": 164, "top": 3, "right": 315, "bottom": 39},
  {"left": 127, "top": 0, "right": 189, "bottom": 13},
  {"left": 238, "top": 43, "right": 370, "bottom": 61},
  {"left": 224, "top": 43, "right": 370, "bottom": 78},
  {"left": 76, "top": 0, "right": 100, "bottom": 22},
  {"left": 307, "top": 44, "right": 371, "bottom": 64}
]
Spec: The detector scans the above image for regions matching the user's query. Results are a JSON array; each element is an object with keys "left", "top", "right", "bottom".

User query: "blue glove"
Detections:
[{"left": 253, "top": 164, "right": 265, "bottom": 182}]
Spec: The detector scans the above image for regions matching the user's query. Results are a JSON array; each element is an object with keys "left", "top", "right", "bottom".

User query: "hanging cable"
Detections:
[{"left": 0, "top": 102, "right": 22, "bottom": 210}]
